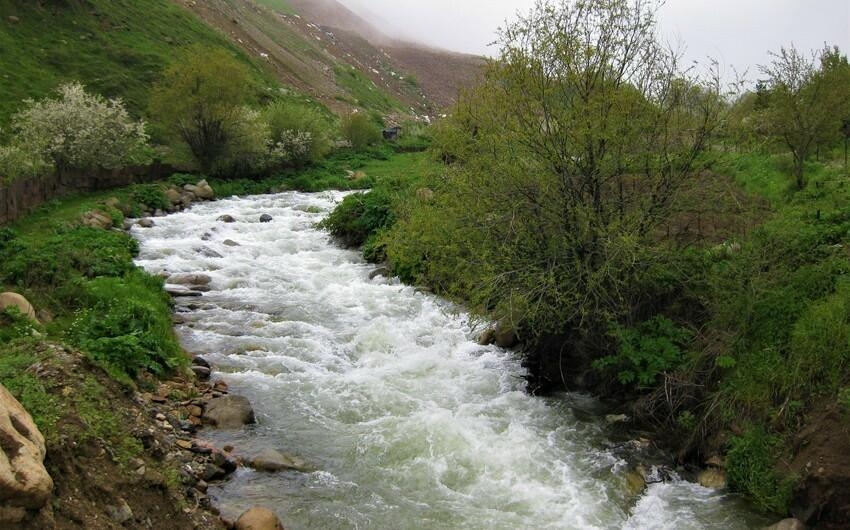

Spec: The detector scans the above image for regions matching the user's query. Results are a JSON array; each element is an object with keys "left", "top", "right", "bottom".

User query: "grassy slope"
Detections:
[{"left": 0, "top": 0, "right": 278, "bottom": 124}]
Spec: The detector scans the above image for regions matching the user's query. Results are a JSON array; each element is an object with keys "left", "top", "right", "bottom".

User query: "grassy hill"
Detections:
[{"left": 0, "top": 0, "right": 280, "bottom": 124}]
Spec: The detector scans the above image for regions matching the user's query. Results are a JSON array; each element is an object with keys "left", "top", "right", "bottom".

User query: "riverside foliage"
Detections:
[{"left": 321, "top": 0, "right": 850, "bottom": 517}]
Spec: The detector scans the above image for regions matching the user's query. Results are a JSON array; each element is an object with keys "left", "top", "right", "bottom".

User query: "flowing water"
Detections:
[{"left": 132, "top": 191, "right": 768, "bottom": 530}]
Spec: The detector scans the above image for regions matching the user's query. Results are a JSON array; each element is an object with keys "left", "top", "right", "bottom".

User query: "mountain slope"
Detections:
[
  {"left": 180, "top": 0, "right": 484, "bottom": 115},
  {"left": 0, "top": 0, "right": 279, "bottom": 123}
]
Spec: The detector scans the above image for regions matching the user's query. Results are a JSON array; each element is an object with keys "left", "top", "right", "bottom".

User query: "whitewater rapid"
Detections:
[{"left": 132, "top": 191, "right": 767, "bottom": 530}]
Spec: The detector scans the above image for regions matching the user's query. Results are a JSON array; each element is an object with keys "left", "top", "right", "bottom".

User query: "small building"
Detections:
[{"left": 382, "top": 126, "right": 402, "bottom": 141}]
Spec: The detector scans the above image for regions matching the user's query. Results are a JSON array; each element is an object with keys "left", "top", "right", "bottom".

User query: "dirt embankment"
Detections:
[{"left": 6, "top": 342, "right": 232, "bottom": 530}]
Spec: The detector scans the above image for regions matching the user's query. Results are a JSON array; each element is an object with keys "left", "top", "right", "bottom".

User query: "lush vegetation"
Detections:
[{"left": 319, "top": 0, "right": 850, "bottom": 518}]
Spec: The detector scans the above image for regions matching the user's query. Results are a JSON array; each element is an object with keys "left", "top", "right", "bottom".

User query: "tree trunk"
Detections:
[{"left": 794, "top": 156, "right": 805, "bottom": 191}]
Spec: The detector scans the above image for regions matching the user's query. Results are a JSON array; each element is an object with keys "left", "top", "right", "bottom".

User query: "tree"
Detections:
[
  {"left": 10, "top": 82, "right": 149, "bottom": 174},
  {"left": 408, "top": 0, "right": 722, "bottom": 339},
  {"left": 150, "top": 47, "right": 252, "bottom": 173},
  {"left": 758, "top": 45, "right": 850, "bottom": 190}
]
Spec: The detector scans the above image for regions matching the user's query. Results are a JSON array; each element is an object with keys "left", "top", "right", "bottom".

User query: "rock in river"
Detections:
[
  {"left": 235, "top": 507, "right": 284, "bottom": 530},
  {"left": 203, "top": 395, "right": 255, "bottom": 429}
]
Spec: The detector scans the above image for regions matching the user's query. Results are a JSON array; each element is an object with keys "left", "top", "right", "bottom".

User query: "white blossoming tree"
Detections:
[{"left": 11, "top": 82, "right": 150, "bottom": 174}]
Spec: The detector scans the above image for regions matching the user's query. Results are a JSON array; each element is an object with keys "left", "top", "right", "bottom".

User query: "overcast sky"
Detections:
[{"left": 338, "top": 0, "right": 850, "bottom": 82}]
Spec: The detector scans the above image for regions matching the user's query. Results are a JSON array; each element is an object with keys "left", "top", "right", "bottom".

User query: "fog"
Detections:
[{"left": 338, "top": 0, "right": 849, "bottom": 80}]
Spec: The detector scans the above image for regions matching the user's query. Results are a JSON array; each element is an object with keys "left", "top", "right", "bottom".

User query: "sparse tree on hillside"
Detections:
[
  {"left": 758, "top": 45, "right": 850, "bottom": 190},
  {"left": 150, "top": 48, "right": 252, "bottom": 173},
  {"left": 10, "top": 82, "right": 149, "bottom": 174}
]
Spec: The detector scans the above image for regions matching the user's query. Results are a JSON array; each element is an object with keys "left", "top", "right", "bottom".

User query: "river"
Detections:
[{"left": 132, "top": 191, "right": 768, "bottom": 530}]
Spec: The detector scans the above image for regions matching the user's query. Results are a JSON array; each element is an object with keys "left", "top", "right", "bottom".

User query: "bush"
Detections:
[
  {"left": 131, "top": 184, "right": 170, "bottom": 212},
  {"left": 0, "top": 228, "right": 138, "bottom": 290},
  {"left": 726, "top": 427, "right": 794, "bottom": 513},
  {"left": 264, "top": 102, "right": 330, "bottom": 166},
  {"left": 0, "top": 144, "right": 50, "bottom": 183},
  {"left": 215, "top": 106, "right": 273, "bottom": 178},
  {"left": 69, "top": 271, "right": 184, "bottom": 380},
  {"left": 592, "top": 316, "right": 693, "bottom": 388},
  {"left": 10, "top": 82, "right": 150, "bottom": 173},
  {"left": 318, "top": 189, "right": 395, "bottom": 249},
  {"left": 340, "top": 113, "right": 381, "bottom": 151}
]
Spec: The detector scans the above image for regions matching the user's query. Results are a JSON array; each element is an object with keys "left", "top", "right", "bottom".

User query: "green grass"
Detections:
[
  {"left": 0, "top": 0, "right": 279, "bottom": 126},
  {"left": 334, "top": 65, "right": 404, "bottom": 112},
  {"left": 254, "top": 0, "right": 296, "bottom": 15},
  {"left": 0, "top": 337, "right": 62, "bottom": 440}
]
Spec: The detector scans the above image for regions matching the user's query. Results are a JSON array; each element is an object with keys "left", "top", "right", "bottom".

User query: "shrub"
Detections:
[
  {"left": 131, "top": 184, "right": 170, "bottom": 212},
  {"left": 726, "top": 427, "right": 794, "bottom": 513},
  {"left": 10, "top": 82, "right": 149, "bottom": 173},
  {"left": 215, "top": 107, "right": 272, "bottom": 178},
  {"left": 318, "top": 189, "right": 395, "bottom": 248},
  {"left": 0, "top": 227, "right": 138, "bottom": 290},
  {"left": 786, "top": 286, "right": 850, "bottom": 394},
  {"left": 0, "top": 144, "right": 50, "bottom": 183},
  {"left": 340, "top": 113, "right": 381, "bottom": 151},
  {"left": 69, "top": 271, "right": 184, "bottom": 380},
  {"left": 592, "top": 316, "right": 694, "bottom": 388},
  {"left": 264, "top": 102, "right": 330, "bottom": 166}
]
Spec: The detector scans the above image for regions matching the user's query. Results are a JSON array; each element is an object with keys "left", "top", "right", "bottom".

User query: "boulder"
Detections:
[
  {"left": 191, "top": 366, "right": 211, "bottom": 380},
  {"left": 164, "top": 188, "right": 182, "bottom": 205},
  {"left": 259, "top": 214, "right": 273, "bottom": 223},
  {"left": 0, "top": 384, "right": 53, "bottom": 512},
  {"left": 624, "top": 469, "right": 646, "bottom": 496},
  {"left": 137, "top": 218, "right": 155, "bottom": 228},
  {"left": 203, "top": 395, "right": 255, "bottom": 429},
  {"left": 235, "top": 507, "right": 284, "bottom": 530},
  {"left": 697, "top": 468, "right": 727, "bottom": 489},
  {"left": 0, "top": 293, "right": 38, "bottom": 323},
  {"left": 223, "top": 239, "right": 241, "bottom": 247},
  {"left": 194, "top": 180, "right": 215, "bottom": 200},
  {"left": 248, "top": 449, "right": 310, "bottom": 473},
  {"left": 164, "top": 285, "right": 203, "bottom": 298},
  {"left": 763, "top": 519, "right": 807, "bottom": 530},
  {"left": 81, "top": 210, "right": 113, "bottom": 230},
  {"left": 494, "top": 324, "right": 518, "bottom": 348},
  {"left": 368, "top": 267, "right": 390, "bottom": 280},
  {"left": 104, "top": 197, "right": 132, "bottom": 215},
  {"left": 217, "top": 215, "right": 236, "bottom": 223},
  {"left": 477, "top": 328, "right": 496, "bottom": 346},
  {"left": 179, "top": 192, "right": 195, "bottom": 206},
  {"left": 105, "top": 498, "right": 133, "bottom": 524},
  {"left": 167, "top": 274, "right": 212, "bottom": 286},
  {"left": 197, "top": 246, "right": 223, "bottom": 259}
]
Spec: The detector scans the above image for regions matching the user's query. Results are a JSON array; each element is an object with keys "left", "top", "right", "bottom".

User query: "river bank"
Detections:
[
  {"left": 129, "top": 189, "right": 774, "bottom": 529},
  {"left": 0, "top": 159, "right": 832, "bottom": 529}
]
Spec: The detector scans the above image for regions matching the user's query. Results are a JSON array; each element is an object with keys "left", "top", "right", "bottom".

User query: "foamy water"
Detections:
[{"left": 132, "top": 191, "right": 766, "bottom": 529}]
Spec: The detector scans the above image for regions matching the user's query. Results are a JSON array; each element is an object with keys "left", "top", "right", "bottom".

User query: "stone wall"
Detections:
[{"left": 0, "top": 162, "right": 179, "bottom": 225}]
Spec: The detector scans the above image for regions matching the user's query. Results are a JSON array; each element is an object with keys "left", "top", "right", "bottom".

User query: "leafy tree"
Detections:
[
  {"left": 340, "top": 113, "right": 381, "bottom": 151},
  {"left": 393, "top": 0, "right": 722, "bottom": 341},
  {"left": 9, "top": 82, "right": 149, "bottom": 174},
  {"left": 757, "top": 45, "right": 850, "bottom": 189},
  {"left": 150, "top": 47, "right": 252, "bottom": 173}
]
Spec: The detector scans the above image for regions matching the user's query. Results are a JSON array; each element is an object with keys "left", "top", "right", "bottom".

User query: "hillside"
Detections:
[
  {"left": 181, "top": 0, "right": 485, "bottom": 115},
  {"left": 0, "top": 0, "right": 279, "bottom": 124},
  {"left": 0, "top": 0, "right": 483, "bottom": 128}
]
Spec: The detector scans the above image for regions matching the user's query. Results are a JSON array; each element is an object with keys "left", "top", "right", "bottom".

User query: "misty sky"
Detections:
[{"left": 338, "top": 0, "right": 850, "bottom": 82}]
